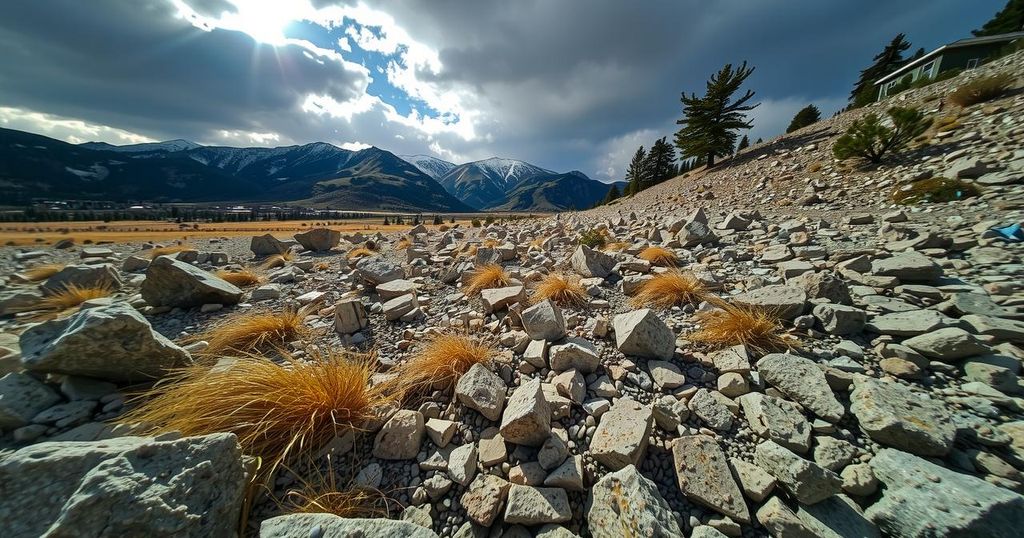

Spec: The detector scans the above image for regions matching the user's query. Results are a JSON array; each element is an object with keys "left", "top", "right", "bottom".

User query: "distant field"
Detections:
[{"left": 0, "top": 219, "right": 476, "bottom": 246}]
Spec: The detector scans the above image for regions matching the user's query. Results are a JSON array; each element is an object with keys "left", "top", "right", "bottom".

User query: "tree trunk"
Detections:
[{"left": 706, "top": 153, "right": 716, "bottom": 168}]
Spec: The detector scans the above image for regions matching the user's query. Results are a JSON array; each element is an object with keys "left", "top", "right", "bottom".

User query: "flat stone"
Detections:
[
  {"left": 590, "top": 397, "right": 653, "bottom": 470},
  {"left": 549, "top": 338, "right": 601, "bottom": 373},
  {"left": 871, "top": 251, "right": 942, "bottom": 282},
  {"left": 260, "top": 514, "right": 437, "bottom": 538},
  {"left": 377, "top": 279, "right": 418, "bottom": 301},
  {"left": 902, "top": 327, "right": 989, "bottom": 361},
  {"left": 738, "top": 392, "right": 811, "bottom": 453},
  {"left": 754, "top": 440, "right": 841, "bottom": 505},
  {"left": 673, "top": 435, "right": 750, "bottom": 523},
  {"left": 648, "top": 360, "right": 686, "bottom": 389},
  {"left": 732, "top": 285, "right": 807, "bottom": 320},
  {"left": 728, "top": 458, "right": 776, "bottom": 502},
  {"left": 688, "top": 388, "right": 733, "bottom": 431},
  {"left": 755, "top": 496, "right": 816, "bottom": 538},
  {"left": 708, "top": 345, "right": 751, "bottom": 374},
  {"left": 141, "top": 256, "right": 243, "bottom": 307},
  {"left": 481, "top": 285, "right": 526, "bottom": 314},
  {"left": 293, "top": 228, "right": 340, "bottom": 252},
  {"left": 504, "top": 486, "right": 571, "bottom": 525},
  {"left": 587, "top": 464, "right": 684, "bottom": 537},
  {"left": 864, "top": 309, "right": 954, "bottom": 336},
  {"left": 499, "top": 378, "right": 551, "bottom": 447},
  {"left": 460, "top": 474, "right": 510, "bottom": 527},
  {"left": 796, "top": 494, "right": 880, "bottom": 538},
  {"left": 812, "top": 303, "right": 866, "bottom": 336},
  {"left": 757, "top": 353, "right": 844, "bottom": 422},
  {"left": 849, "top": 377, "right": 955, "bottom": 457},
  {"left": 0, "top": 372, "right": 61, "bottom": 429}
]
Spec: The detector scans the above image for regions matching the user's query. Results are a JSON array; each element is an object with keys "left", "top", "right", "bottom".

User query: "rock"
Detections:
[
  {"left": 293, "top": 228, "right": 340, "bottom": 252},
  {"left": 587, "top": 464, "right": 684, "bottom": 538},
  {"left": 0, "top": 289, "right": 43, "bottom": 316},
  {"left": 757, "top": 353, "right": 844, "bottom": 422},
  {"left": 902, "top": 327, "right": 988, "bottom": 361},
  {"left": 448, "top": 443, "right": 477, "bottom": 486},
  {"left": 250, "top": 234, "right": 291, "bottom": 256},
  {"left": 570, "top": 245, "right": 616, "bottom": 278},
  {"left": 356, "top": 257, "right": 404, "bottom": 287},
  {"left": 42, "top": 264, "right": 123, "bottom": 294},
  {"left": 717, "top": 372, "right": 749, "bottom": 398},
  {"left": 733, "top": 285, "right": 807, "bottom": 320},
  {"left": 20, "top": 302, "right": 191, "bottom": 382},
  {"left": 789, "top": 271, "right": 852, "bottom": 305},
  {"left": 648, "top": 360, "right": 686, "bottom": 389},
  {"left": 848, "top": 377, "right": 955, "bottom": 457},
  {"left": 377, "top": 279, "right": 418, "bottom": 301},
  {"left": 688, "top": 388, "right": 734, "bottom": 431},
  {"left": 481, "top": 285, "right": 526, "bottom": 314},
  {"left": 539, "top": 430, "right": 569, "bottom": 470},
  {"left": 141, "top": 256, "right": 243, "bottom": 307},
  {"left": 613, "top": 309, "right": 675, "bottom": 359},
  {"left": 591, "top": 397, "right": 653, "bottom": 470},
  {"left": 552, "top": 369, "right": 585, "bottom": 403},
  {"left": 812, "top": 303, "right": 866, "bottom": 336},
  {"left": 549, "top": 338, "right": 601, "bottom": 373},
  {"left": 755, "top": 496, "right": 816, "bottom": 538},
  {"left": 864, "top": 309, "right": 953, "bottom": 336},
  {"left": 709, "top": 345, "right": 751, "bottom": 373},
  {"left": 504, "top": 486, "right": 571, "bottom": 525},
  {"left": 455, "top": 363, "right": 506, "bottom": 421},
  {"left": 334, "top": 297, "right": 368, "bottom": 334},
  {"left": 677, "top": 220, "right": 718, "bottom": 247},
  {"left": 260, "top": 514, "right": 438, "bottom": 538},
  {"left": 738, "top": 392, "right": 811, "bottom": 453},
  {"left": 960, "top": 314, "right": 1024, "bottom": 343},
  {"left": 870, "top": 251, "right": 941, "bottom": 282},
  {"left": 544, "top": 454, "right": 585, "bottom": 491},
  {"left": 373, "top": 410, "right": 425, "bottom": 460},
  {"left": 461, "top": 474, "right": 510, "bottom": 527},
  {"left": 383, "top": 294, "right": 419, "bottom": 321},
  {"left": 499, "top": 378, "right": 551, "bottom": 446},
  {"left": 521, "top": 300, "right": 567, "bottom": 341},
  {"left": 813, "top": 436, "right": 856, "bottom": 472},
  {"left": 962, "top": 354, "right": 1021, "bottom": 393},
  {"left": 840, "top": 463, "right": 878, "bottom": 497},
  {"left": 673, "top": 435, "right": 750, "bottom": 522},
  {"left": 251, "top": 284, "right": 282, "bottom": 301},
  {"left": 754, "top": 440, "right": 841, "bottom": 505},
  {"left": 728, "top": 458, "right": 776, "bottom": 502},
  {"left": 122, "top": 255, "right": 151, "bottom": 272},
  {"left": 796, "top": 494, "right": 880, "bottom": 538},
  {"left": 0, "top": 372, "right": 61, "bottom": 429},
  {"left": 866, "top": 448, "right": 1024, "bottom": 538},
  {"left": 0, "top": 433, "right": 246, "bottom": 538},
  {"left": 425, "top": 418, "right": 456, "bottom": 447}
]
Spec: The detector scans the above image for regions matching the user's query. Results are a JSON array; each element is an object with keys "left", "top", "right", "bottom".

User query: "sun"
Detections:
[{"left": 223, "top": 0, "right": 293, "bottom": 45}]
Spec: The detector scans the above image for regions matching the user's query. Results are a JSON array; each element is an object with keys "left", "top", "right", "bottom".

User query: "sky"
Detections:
[{"left": 0, "top": 0, "right": 1005, "bottom": 182}]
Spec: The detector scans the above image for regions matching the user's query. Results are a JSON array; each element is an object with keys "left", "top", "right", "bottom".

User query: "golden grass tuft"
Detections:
[
  {"left": 347, "top": 246, "right": 377, "bottom": 260},
  {"left": 18, "top": 284, "right": 113, "bottom": 318},
  {"left": 457, "top": 244, "right": 479, "bottom": 259},
  {"left": 19, "top": 263, "right": 65, "bottom": 282},
  {"left": 282, "top": 461, "right": 393, "bottom": 518},
  {"left": 120, "top": 353, "right": 391, "bottom": 484},
  {"left": 638, "top": 246, "right": 678, "bottom": 267},
  {"left": 145, "top": 243, "right": 191, "bottom": 259},
  {"left": 602, "top": 241, "right": 629, "bottom": 252},
  {"left": 630, "top": 272, "right": 707, "bottom": 309},
  {"left": 482, "top": 238, "right": 500, "bottom": 248},
  {"left": 215, "top": 268, "right": 266, "bottom": 287},
  {"left": 398, "top": 334, "right": 492, "bottom": 393},
  {"left": 313, "top": 261, "right": 331, "bottom": 272},
  {"left": 463, "top": 264, "right": 511, "bottom": 295},
  {"left": 531, "top": 273, "right": 587, "bottom": 308},
  {"left": 192, "top": 307, "right": 312, "bottom": 355},
  {"left": 688, "top": 303, "right": 789, "bottom": 352},
  {"left": 259, "top": 250, "right": 297, "bottom": 269},
  {"left": 395, "top": 236, "right": 413, "bottom": 250}
]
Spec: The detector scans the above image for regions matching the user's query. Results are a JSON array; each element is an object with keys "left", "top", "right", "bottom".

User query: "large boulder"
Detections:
[
  {"left": 293, "top": 228, "right": 341, "bottom": 252},
  {"left": 587, "top": 464, "right": 683, "bottom": 538},
  {"left": 521, "top": 300, "right": 567, "bottom": 341},
  {"left": 849, "top": 377, "right": 955, "bottom": 457},
  {"left": 250, "top": 234, "right": 291, "bottom": 256},
  {"left": 866, "top": 448, "right": 1024, "bottom": 537},
  {"left": 42, "top": 264, "right": 123, "bottom": 294},
  {"left": 141, "top": 256, "right": 244, "bottom": 307},
  {"left": 613, "top": 309, "right": 675, "bottom": 360},
  {"left": 570, "top": 245, "right": 616, "bottom": 278},
  {"left": 19, "top": 302, "right": 191, "bottom": 382},
  {"left": 0, "top": 433, "right": 246, "bottom": 538},
  {"left": 260, "top": 514, "right": 438, "bottom": 538}
]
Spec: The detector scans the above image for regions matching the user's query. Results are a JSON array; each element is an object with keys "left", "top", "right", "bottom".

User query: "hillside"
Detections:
[{"left": 485, "top": 171, "right": 623, "bottom": 211}]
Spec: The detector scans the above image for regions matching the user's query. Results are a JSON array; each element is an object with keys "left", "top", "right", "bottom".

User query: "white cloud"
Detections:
[
  {"left": 0, "top": 106, "right": 155, "bottom": 145},
  {"left": 746, "top": 96, "right": 846, "bottom": 143},
  {"left": 592, "top": 127, "right": 659, "bottom": 182},
  {"left": 340, "top": 141, "right": 371, "bottom": 151}
]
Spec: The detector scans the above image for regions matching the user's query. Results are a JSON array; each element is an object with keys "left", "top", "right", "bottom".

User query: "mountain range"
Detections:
[{"left": 0, "top": 127, "right": 619, "bottom": 212}]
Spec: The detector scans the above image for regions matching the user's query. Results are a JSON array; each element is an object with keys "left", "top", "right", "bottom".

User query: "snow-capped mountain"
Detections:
[
  {"left": 398, "top": 154, "right": 457, "bottom": 180},
  {"left": 437, "top": 157, "right": 555, "bottom": 209},
  {"left": 79, "top": 139, "right": 203, "bottom": 153}
]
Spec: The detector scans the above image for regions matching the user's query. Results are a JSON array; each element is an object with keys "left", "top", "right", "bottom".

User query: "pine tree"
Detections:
[
  {"left": 974, "top": 0, "right": 1024, "bottom": 36},
  {"left": 602, "top": 184, "right": 621, "bottom": 204},
  {"left": 624, "top": 146, "right": 647, "bottom": 195},
  {"left": 674, "top": 62, "right": 759, "bottom": 168},
  {"left": 786, "top": 104, "right": 822, "bottom": 133},
  {"left": 850, "top": 34, "right": 912, "bottom": 107},
  {"left": 644, "top": 137, "right": 676, "bottom": 186},
  {"left": 737, "top": 135, "right": 750, "bottom": 152}
]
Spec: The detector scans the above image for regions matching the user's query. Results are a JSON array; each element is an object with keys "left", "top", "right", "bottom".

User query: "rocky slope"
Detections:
[{"left": 0, "top": 51, "right": 1022, "bottom": 538}]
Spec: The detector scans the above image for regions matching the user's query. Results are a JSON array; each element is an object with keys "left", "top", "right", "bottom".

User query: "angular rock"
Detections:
[
  {"left": 812, "top": 303, "right": 866, "bottom": 336},
  {"left": 673, "top": 435, "right": 750, "bottom": 523},
  {"left": 709, "top": 345, "right": 751, "bottom": 374},
  {"left": 481, "top": 285, "right": 526, "bottom": 314},
  {"left": 377, "top": 279, "right": 418, "bottom": 301},
  {"left": 648, "top": 360, "right": 686, "bottom": 389},
  {"left": 756, "top": 496, "right": 816, "bottom": 538},
  {"left": 729, "top": 458, "right": 776, "bottom": 502},
  {"left": 250, "top": 234, "right": 291, "bottom": 256},
  {"left": 688, "top": 388, "right": 733, "bottom": 431},
  {"left": 796, "top": 494, "right": 880, "bottom": 538},
  {"left": 356, "top": 257, "right": 404, "bottom": 286},
  {"left": 590, "top": 397, "right": 653, "bottom": 470},
  {"left": 789, "top": 271, "right": 852, "bottom": 305},
  {"left": 383, "top": 294, "right": 419, "bottom": 321},
  {"left": 499, "top": 378, "right": 551, "bottom": 446},
  {"left": 521, "top": 300, "right": 567, "bottom": 341},
  {"left": 260, "top": 514, "right": 438, "bottom": 538},
  {"left": 738, "top": 392, "right": 811, "bottom": 453},
  {"left": 757, "top": 353, "right": 844, "bottom": 422},
  {"left": 864, "top": 309, "right": 953, "bottom": 336},
  {"left": 754, "top": 440, "right": 841, "bottom": 505},
  {"left": 42, "top": 264, "right": 123, "bottom": 294},
  {"left": 587, "top": 464, "right": 684, "bottom": 538},
  {"left": 902, "top": 327, "right": 988, "bottom": 361},
  {"left": 141, "top": 256, "right": 243, "bottom": 307},
  {"left": 549, "top": 338, "right": 601, "bottom": 373},
  {"left": 20, "top": 302, "right": 191, "bottom": 382},
  {"left": 293, "top": 228, "right": 340, "bottom": 252},
  {"left": 544, "top": 454, "right": 585, "bottom": 491},
  {"left": 677, "top": 220, "right": 718, "bottom": 247},
  {"left": 455, "top": 363, "right": 506, "bottom": 421},
  {"left": 870, "top": 251, "right": 941, "bottom": 283},
  {"left": 0, "top": 372, "right": 61, "bottom": 429},
  {"left": 334, "top": 297, "right": 368, "bottom": 334},
  {"left": 613, "top": 309, "right": 675, "bottom": 360},
  {"left": 848, "top": 377, "right": 955, "bottom": 457},
  {"left": 733, "top": 285, "right": 807, "bottom": 320},
  {"left": 461, "top": 474, "right": 510, "bottom": 527},
  {"left": 504, "top": 486, "right": 571, "bottom": 525},
  {"left": 570, "top": 245, "right": 616, "bottom": 278},
  {"left": 373, "top": 410, "right": 425, "bottom": 460}
]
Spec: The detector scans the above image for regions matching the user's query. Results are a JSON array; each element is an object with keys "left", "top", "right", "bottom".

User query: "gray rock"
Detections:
[
  {"left": 738, "top": 392, "right": 811, "bottom": 453},
  {"left": 373, "top": 410, "right": 424, "bottom": 460},
  {"left": 260, "top": 514, "right": 438, "bottom": 538},
  {"left": 866, "top": 448, "right": 1024, "bottom": 538},
  {"left": 789, "top": 271, "right": 852, "bottom": 305},
  {"left": 755, "top": 496, "right": 816, "bottom": 538},
  {"left": 42, "top": 264, "right": 123, "bottom": 294},
  {"left": 293, "top": 228, "right": 340, "bottom": 252},
  {"left": 356, "top": 257, "right": 404, "bottom": 286},
  {"left": 383, "top": 294, "right": 419, "bottom": 321},
  {"left": 481, "top": 285, "right": 526, "bottom": 314},
  {"left": 549, "top": 338, "right": 601, "bottom": 373},
  {"left": 812, "top": 303, "right": 866, "bottom": 336},
  {"left": 0, "top": 372, "right": 61, "bottom": 429},
  {"left": 709, "top": 345, "right": 751, "bottom": 373},
  {"left": 0, "top": 289, "right": 43, "bottom": 316},
  {"left": 377, "top": 279, "right": 418, "bottom": 301},
  {"left": 500, "top": 378, "right": 551, "bottom": 446},
  {"left": 864, "top": 309, "right": 954, "bottom": 336},
  {"left": 250, "top": 234, "right": 291, "bottom": 256},
  {"left": 757, "top": 353, "right": 844, "bottom": 422},
  {"left": 674, "top": 435, "right": 750, "bottom": 522},
  {"left": 754, "top": 440, "right": 842, "bottom": 505},
  {"left": 461, "top": 474, "right": 510, "bottom": 527},
  {"left": 963, "top": 354, "right": 1021, "bottom": 393},
  {"left": 504, "top": 486, "right": 571, "bottom": 525},
  {"left": 0, "top": 433, "right": 246, "bottom": 538},
  {"left": 902, "top": 327, "right": 989, "bottom": 361},
  {"left": 813, "top": 436, "right": 857, "bottom": 472},
  {"left": 613, "top": 309, "right": 675, "bottom": 359},
  {"left": 648, "top": 360, "right": 686, "bottom": 389},
  {"left": 521, "top": 300, "right": 567, "bottom": 341},
  {"left": 688, "top": 388, "right": 734, "bottom": 431},
  {"left": 796, "top": 494, "right": 880, "bottom": 538},
  {"left": 677, "top": 219, "right": 718, "bottom": 247},
  {"left": 849, "top": 377, "right": 955, "bottom": 457},
  {"left": 544, "top": 454, "right": 585, "bottom": 491},
  {"left": 448, "top": 443, "right": 478, "bottom": 486},
  {"left": 733, "top": 285, "right": 807, "bottom": 320},
  {"left": 251, "top": 284, "right": 282, "bottom": 301},
  {"left": 960, "top": 315, "right": 1024, "bottom": 343},
  {"left": 587, "top": 464, "right": 684, "bottom": 538},
  {"left": 571, "top": 245, "right": 616, "bottom": 278},
  {"left": 20, "top": 302, "right": 191, "bottom": 382},
  {"left": 870, "top": 251, "right": 941, "bottom": 282},
  {"left": 455, "top": 363, "right": 506, "bottom": 421},
  {"left": 729, "top": 458, "right": 776, "bottom": 502},
  {"left": 840, "top": 463, "right": 878, "bottom": 497},
  {"left": 141, "top": 256, "right": 243, "bottom": 307},
  {"left": 591, "top": 397, "right": 653, "bottom": 470},
  {"left": 334, "top": 297, "right": 368, "bottom": 334}
]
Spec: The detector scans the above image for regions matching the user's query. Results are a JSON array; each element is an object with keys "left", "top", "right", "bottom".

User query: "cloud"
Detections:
[{"left": 0, "top": 106, "right": 156, "bottom": 145}]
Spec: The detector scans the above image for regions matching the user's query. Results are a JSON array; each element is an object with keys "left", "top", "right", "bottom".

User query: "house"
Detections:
[{"left": 875, "top": 31, "right": 1024, "bottom": 99}]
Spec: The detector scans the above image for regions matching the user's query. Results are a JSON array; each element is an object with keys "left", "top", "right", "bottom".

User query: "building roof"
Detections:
[{"left": 875, "top": 30, "right": 1024, "bottom": 86}]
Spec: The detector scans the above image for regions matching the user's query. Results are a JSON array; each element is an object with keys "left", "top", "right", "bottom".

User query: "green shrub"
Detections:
[
  {"left": 833, "top": 107, "right": 930, "bottom": 164},
  {"left": 484, "top": 215, "right": 495, "bottom": 226},
  {"left": 948, "top": 73, "right": 1014, "bottom": 107},
  {"left": 892, "top": 177, "right": 981, "bottom": 205},
  {"left": 470, "top": 218, "right": 482, "bottom": 227},
  {"left": 579, "top": 229, "right": 606, "bottom": 249}
]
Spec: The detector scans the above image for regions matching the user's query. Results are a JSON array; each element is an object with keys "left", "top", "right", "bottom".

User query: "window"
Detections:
[
  {"left": 966, "top": 58, "right": 979, "bottom": 69},
  {"left": 920, "top": 61, "right": 935, "bottom": 79}
]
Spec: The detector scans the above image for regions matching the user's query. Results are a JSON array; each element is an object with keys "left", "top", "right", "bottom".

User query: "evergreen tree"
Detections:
[
  {"left": 850, "top": 34, "right": 911, "bottom": 107},
  {"left": 786, "top": 104, "right": 822, "bottom": 133},
  {"left": 644, "top": 137, "right": 676, "bottom": 186},
  {"left": 974, "top": 0, "right": 1024, "bottom": 36},
  {"left": 602, "top": 184, "right": 621, "bottom": 205},
  {"left": 674, "top": 62, "right": 759, "bottom": 168},
  {"left": 737, "top": 135, "right": 750, "bottom": 152},
  {"left": 624, "top": 146, "right": 647, "bottom": 195},
  {"left": 755, "top": 138, "right": 763, "bottom": 144}
]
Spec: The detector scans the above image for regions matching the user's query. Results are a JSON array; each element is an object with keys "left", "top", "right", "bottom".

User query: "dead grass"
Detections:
[
  {"left": 688, "top": 302, "right": 789, "bottom": 352},
  {"left": 457, "top": 244, "right": 479, "bottom": 259},
  {"left": 395, "top": 236, "right": 413, "bottom": 250},
  {"left": 347, "top": 246, "right": 378, "bottom": 260},
  {"left": 215, "top": 268, "right": 267, "bottom": 287},
  {"left": 191, "top": 306, "right": 314, "bottom": 355},
  {"left": 638, "top": 246, "right": 679, "bottom": 267},
  {"left": 121, "top": 352, "right": 391, "bottom": 484},
  {"left": 260, "top": 250, "right": 297, "bottom": 270},
  {"left": 630, "top": 272, "right": 707, "bottom": 309},
  {"left": 948, "top": 73, "right": 1014, "bottom": 107},
  {"left": 398, "top": 334, "right": 492, "bottom": 393},
  {"left": 145, "top": 243, "right": 191, "bottom": 259},
  {"left": 313, "top": 261, "right": 331, "bottom": 272},
  {"left": 17, "top": 284, "right": 113, "bottom": 318},
  {"left": 602, "top": 241, "right": 630, "bottom": 252},
  {"left": 285, "top": 481, "right": 391, "bottom": 518},
  {"left": 18, "top": 263, "right": 65, "bottom": 282},
  {"left": 531, "top": 273, "right": 588, "bottom": 308},
  {"left": 482, "top": 238, "right": 500, "bottom": 248},
  {"left": 463, "top": 264, "right": 511, "bottom": 295}
]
